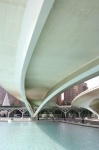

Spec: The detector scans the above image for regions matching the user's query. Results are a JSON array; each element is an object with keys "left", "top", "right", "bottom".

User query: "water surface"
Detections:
[{"left": 0, "top": 121, "right": 99, "bottom": 150}]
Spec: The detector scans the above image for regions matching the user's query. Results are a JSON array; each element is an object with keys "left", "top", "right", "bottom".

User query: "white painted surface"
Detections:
[
  {"left": 0, "top": 0, "right": 99, "bottom": 117},
  {"left": 2, "top": 93, "right": 10, "bottom": 106}
]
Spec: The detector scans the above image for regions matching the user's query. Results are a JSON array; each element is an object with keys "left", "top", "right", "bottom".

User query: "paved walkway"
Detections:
[
  {"left": 1, "top": 117, "right": 99, "bottom": 128},
  {"left": 63, "top": 120, "right": 99, "bottom": 128},
  {"left": 0, "top": 117, "right": 32, "bottom": 122},
  {"left": 53, "top": 118, "right": 99, "bottom": 128}
]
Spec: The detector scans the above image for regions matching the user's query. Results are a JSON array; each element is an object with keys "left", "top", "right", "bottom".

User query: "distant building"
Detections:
[
  {"left": 0, "top": 86, "right": 25, "bottom": 106},
  {"left": 57, "top": 83, "right": 88, "bottom": 105},
  {"left": 2, "top": 93, "right": 10, "bottom": 106}
]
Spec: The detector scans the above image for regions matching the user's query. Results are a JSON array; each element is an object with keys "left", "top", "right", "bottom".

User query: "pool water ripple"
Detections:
[{"left": 0, "top": 121, "right": 99, "bottom": 150}]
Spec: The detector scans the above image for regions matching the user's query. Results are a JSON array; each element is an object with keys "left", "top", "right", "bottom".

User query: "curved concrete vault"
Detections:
[
  {"left": 72, "top": 87, "right": 99, "bottom": 118},
  {"left": 0, "top": 0, "right": 99, "bottom": 117}
]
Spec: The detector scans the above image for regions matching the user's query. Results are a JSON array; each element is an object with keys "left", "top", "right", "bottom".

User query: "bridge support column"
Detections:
[
  {"left": 38, "top": 113, "right": 39, "bottom": 120},
  {"left": 78, "top": 112, "right": 80, "bottom": 118},
  {"left": 22, "top": 112, "right": 24, "bottom": 118},
  {"left": 8, "top": 112, "right": 10, "bottom": 118},
  {"left": 64, "top": 112, "right": 66, "bottom": 120},
  {"left": 87, "top": 107, "right": 99, "bottom": 119}
]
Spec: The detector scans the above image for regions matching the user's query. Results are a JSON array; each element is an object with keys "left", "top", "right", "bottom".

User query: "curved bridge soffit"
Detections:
[
  {"left": 15, "top": 0, "right": 55, "bottom": 117},
  {"left": 72, "top": 87, "right": 99, "bottom": 117},
  {"left": 34, "top": 60, "right": 99, "bottom": 117}
]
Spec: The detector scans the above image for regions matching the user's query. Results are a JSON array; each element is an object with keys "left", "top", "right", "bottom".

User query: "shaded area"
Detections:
[
  {"left": 9, "top": 110, "right": 22, "bottom": 117},
  {"left": 36, "top": 121, "right": 99, "bottom": 150}
]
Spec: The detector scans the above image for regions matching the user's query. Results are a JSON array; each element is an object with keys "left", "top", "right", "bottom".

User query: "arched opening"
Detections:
[
  {"left": 66, "top": 109, "right": 79, "bottom": 118},
  {"left": 9, "top": 109, "right": 22, "bottom": 117},
  {"left": 0, "top": 109, "right": 8, "bottom": 117},
  {"left": 54, "top": 109, "right": 65, "bottom": 118},
  {"left": 90, "top": 99, "right": 99, "bottom": 114},
  {"left": 80, "top": 109, "right": 92, "bottom": 118},
  {"left": 23, "top": 110, "right": 30, "bottom": 117},
  {"left": 39, "top": 109, "right": 49, "bottom": 118}
]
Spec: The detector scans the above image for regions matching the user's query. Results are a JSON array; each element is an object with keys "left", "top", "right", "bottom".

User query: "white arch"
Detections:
[
  {"left": 0, "top": 0, "right": 99, "bottom": 118},
  {"left": 33, "top": 64, "right": 99, "bottom": 117},
  {"left": 9, "top": 109, "right": 22, "bottom": 117},
  {"left": 15, "top": 0, "right": 55, "bottom": 117},
  {"left": 72, "top": 86, "right": 99, "bottom": 118}
]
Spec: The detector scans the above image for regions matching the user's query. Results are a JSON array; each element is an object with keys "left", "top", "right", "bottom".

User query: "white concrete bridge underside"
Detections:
[
  {"left": 0, "top": 0, "right": 99, "bottom": 117},
  {"left": 72, "top": 87, "right": 99, "bottom": 118}
]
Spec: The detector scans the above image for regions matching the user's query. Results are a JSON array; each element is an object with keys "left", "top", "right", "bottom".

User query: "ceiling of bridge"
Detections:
[
  {"left": 72, "top": 88, "right": 99, "bottom": 116},
  {"left": 0, "top": 0, "right": 27, "bottom": 97},
  {"left": 25, "top": 0, "right": 99, "bottom": 101}
]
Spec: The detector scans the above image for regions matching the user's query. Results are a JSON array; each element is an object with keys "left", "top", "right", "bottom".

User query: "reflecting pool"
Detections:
[{"left": 0, "top": 121, "right": 99, "bottom": 150}]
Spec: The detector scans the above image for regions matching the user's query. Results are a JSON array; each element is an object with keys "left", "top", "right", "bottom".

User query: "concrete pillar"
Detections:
[
  {"left": 8, "top": 112, "right": 10, "bottom": 118},
  {"left": 38, "top": 113, "right": 39, "bottom": 120},
  {"left": 78, "top": 112, "right": 80, "bottom": 118},
  {"left": 22, "top": 112, "right": 24, "bottom": 118},
  {"left": 64, "top": 112, "right": 66, "bottom": 120}
]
